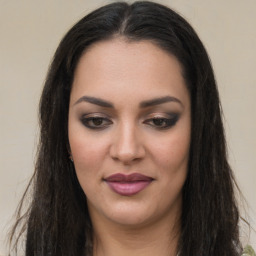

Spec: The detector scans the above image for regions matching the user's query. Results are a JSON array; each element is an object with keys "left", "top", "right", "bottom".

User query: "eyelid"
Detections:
[
  {"left": 80, "top": 112, "right": 111, "bottom": 118},
  {"left": 79, "top": 111, "right": 180, "bottom": 130},
  {"left": 145, "top": 112, "right": 178, "bottom": 119},
  {"left": 143, "top": 112, "right": 180, "bottom": 129},
  {"left": 80, "top": 113, "right": 113, "bottom": 129}
]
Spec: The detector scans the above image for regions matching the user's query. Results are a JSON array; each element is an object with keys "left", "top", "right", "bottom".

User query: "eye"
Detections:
[
  {"left": 144, "top": 115, "right": 179, "bottom": 129},
  {"left": 81, "top": 116, "right": 112, "bottom": 129}
]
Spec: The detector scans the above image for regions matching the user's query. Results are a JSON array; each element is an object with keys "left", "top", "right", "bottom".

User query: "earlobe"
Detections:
[
  {"left": 69, "top": 154, "right": 74, "bottom": 162},
  {"left": 66, "top": 142, "right": 73, "bottom": 162}
]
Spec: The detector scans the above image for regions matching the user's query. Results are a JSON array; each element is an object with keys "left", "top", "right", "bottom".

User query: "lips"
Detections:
[{"left": 104, "top": 173, "right": 153, "bottom": 196}]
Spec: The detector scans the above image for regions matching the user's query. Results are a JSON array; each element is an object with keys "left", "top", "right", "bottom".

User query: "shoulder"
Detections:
[{"left": 242, "top": 245, "right": 256, "bottom": 256}]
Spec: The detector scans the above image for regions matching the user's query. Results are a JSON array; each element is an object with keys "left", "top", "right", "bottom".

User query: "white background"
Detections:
[{"left": 0, "top": 0, "right": 255, "bottom": 254}]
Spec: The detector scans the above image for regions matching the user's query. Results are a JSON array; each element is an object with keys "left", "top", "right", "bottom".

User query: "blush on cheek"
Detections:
[
  {"left": 70, "top": 137, "right": 108, "bottom": 177},
  {"left": 153, "top": 136, "right": 190, "bottom": 171},
  {"left": 71, "top": 136, "right": 102, "bottom": 158}
]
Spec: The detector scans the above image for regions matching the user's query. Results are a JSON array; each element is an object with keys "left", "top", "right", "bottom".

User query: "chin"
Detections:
[
  {"left": 103, "top": 202, "right": 159, "bottom": 228},
  {"left": 109, "top": 214, "right": 152, "bottom": 228}
]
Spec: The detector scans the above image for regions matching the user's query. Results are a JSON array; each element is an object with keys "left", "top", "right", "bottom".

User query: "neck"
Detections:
[{"left": 91, "top": 213, "right": 180, "bottom": 256}]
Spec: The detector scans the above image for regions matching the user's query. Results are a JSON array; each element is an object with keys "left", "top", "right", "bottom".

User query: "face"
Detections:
[{"left": 68, "top": 38, "right": 191, "bottom": 229}]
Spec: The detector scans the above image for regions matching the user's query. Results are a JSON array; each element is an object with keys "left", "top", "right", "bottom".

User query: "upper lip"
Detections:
[{"left": 104, "top": 173, "right": 153, "bottom": 182}]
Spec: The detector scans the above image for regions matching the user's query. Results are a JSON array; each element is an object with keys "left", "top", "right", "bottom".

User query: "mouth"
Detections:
[{"left": 104, "top": 173, "right": 154, "bottom": 196}]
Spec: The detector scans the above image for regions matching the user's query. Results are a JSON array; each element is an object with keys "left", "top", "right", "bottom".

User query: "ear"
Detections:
[{"left": 66, "top": 141, "right": 73, "bottom": 161}]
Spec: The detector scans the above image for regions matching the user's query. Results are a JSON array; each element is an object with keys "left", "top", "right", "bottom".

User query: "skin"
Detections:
[{"left": 68, "top": 38, "right": 191, "bottom": 256}]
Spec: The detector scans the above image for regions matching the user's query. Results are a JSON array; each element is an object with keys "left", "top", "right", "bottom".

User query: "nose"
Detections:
[{"left": 110, "top": 122, "right": 145, "bottom": 165}]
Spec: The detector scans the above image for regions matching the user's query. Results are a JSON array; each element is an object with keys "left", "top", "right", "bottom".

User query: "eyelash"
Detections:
[
  {"left": 80, "top": 114, "right": 179, "bottom": 130},
  {"left": 143, "top": 115, "right": 179, "bottom": 129},
  {"left": 81, "top": 116, "right": 112, "bottom": 129}
]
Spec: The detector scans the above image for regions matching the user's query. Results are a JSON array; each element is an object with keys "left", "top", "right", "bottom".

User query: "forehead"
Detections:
[{"left": 70, "top": 38, "right": 189, "bottom": 106}]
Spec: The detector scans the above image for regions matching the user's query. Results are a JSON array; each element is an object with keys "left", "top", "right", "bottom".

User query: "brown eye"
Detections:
[
  {"left": 91, "top": 118, "right": 103, "bottom": 126},
  {"left": 152, "top": 118, "right": 165, "bottom": 126},
  {"left": 81, "top": 117, "right": 112, "bottom": 129},
  {"left": 144, "top": 114, "right": 179, "bottom": 129}
]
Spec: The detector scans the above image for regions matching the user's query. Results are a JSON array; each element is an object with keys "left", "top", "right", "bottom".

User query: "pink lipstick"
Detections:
[{"left": 104, "top": 173, "right": 153, "bottom": 196}]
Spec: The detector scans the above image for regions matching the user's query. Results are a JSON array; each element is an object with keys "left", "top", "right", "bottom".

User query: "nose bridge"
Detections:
[
  {"left": 110, "top": 118, "right": 144, "bottom": 163},
  {"left": 119, "top": 121, "right": 137, "bottom": 150}
]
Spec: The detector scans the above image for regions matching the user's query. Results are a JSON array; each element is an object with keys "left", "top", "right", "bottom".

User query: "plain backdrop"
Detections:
[{"left": 0, "top": 0, "right": 255, "bottom": 254}]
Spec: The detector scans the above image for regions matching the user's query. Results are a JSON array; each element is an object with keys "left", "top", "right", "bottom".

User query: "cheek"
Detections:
[
  {"left": 69, "top": 136, "right": 108, "bottom": 197},
  {"left": 69, "top": 130, "right": 109, "bottom": 177},
  {"left": 150, "top": 131, "right": 190, "bottom": 172},
  {"left": 72, "top": 140, "right": 101, "bottom": 165}
]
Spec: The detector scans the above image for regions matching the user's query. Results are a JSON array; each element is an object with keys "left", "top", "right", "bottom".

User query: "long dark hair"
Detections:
[{"left": 9, "top": 1, "right": 242, "bottom": 255}]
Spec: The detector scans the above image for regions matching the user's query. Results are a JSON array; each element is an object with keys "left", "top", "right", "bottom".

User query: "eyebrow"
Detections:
[
  {"left": 74, "top": 96, "right": 114, "bottom": 108},
  {"left": 139, "top": 96, "right": 183, "bottom": 108},
  {"left": 73, "top": 95, "right": 182, "bottom": 108}
]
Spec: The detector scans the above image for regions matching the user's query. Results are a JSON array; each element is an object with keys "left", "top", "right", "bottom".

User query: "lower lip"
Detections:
[{"left": 106, "top": 181, "right": 152, "bottom": 196}]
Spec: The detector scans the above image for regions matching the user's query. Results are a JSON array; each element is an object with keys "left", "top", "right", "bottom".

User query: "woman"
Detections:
[{"left": 9, "top": 1, "right": 255, "bottom": 256}]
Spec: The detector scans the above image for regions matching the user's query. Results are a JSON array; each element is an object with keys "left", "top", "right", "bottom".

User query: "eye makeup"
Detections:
[
  {"left": 143, "top": 112, "right": 180, "bottom": 130},
  {"left": 79, "top": 111, "right": 180, "bottom": 131},
  {"left": 80, "top": 113, "right": 113, "bottom": 130}
]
